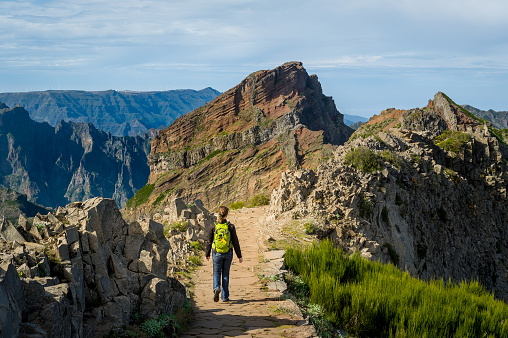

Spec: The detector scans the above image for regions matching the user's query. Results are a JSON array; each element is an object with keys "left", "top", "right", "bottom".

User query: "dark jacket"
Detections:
[{"left": 205, "top": 220, "right": 242, "bottom": 259}]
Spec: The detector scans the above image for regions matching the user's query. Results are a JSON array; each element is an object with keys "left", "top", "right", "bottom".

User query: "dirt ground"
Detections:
[{"left": 181, "top": 206, "right": 316, "bottom": 337}]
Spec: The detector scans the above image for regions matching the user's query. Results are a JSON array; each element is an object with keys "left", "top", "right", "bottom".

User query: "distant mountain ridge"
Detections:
[
  {"left": 0, "top": 88, "right": 220, "bottom": 136},
  {"left": 462, "top": 105, "right": 508, "bottom": 129},
  {"left": 0, "top": 104, "right": 150, "bottom": 208}
]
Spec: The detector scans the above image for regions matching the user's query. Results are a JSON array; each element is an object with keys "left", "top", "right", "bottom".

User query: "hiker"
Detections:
[{"left": 205, "top": 206, "right": 242, "bottom": 302}]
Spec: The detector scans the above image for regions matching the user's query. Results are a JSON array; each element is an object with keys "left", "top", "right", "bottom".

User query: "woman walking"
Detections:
[{"left": 205, "top": 206, "right": 242, "bottom": 302}]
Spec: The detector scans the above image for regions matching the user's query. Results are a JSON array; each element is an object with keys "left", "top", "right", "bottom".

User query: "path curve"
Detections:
[{"left": 181, "top": 206, "right": 315, "bottom": 337}]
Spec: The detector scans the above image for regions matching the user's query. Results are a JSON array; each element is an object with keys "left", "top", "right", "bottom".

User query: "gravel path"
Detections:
[{"left": 181, "top": 206, "right": 315, "bottom": 337}]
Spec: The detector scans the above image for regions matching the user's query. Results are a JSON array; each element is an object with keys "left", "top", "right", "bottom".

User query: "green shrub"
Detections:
[
  {"left": 285, "top": 240, "right": 508, "bottom": 338},
  {"left": 380, "top": 150, "right": 402, "bottom": 169},
  {"left": 249, "top": 194, "right": 270, "bottom": 207},
  {"left": 189, "top": 255, "right": 202, "bottom": 266},
  {"left": 344, "top": 147, "right": 384, "bottom": 173},
  {"left": 190, "top": 241, "right": 204, "bottom": 251},
  {"left": 229, "top": 201, "right": 245, "bottom": 210},
  {"left": 125, "top": 184, "right": 155, "bottom": 208},
  {"left": 164, "top": 220, "right": 187, "bottom": 236},
  {"left": 434, "top": 130, "right": 469, "bottom": 154},
  {"left": 204, "top": 149, "right": 223, "bottom": 161},
  {"left": 152, "top": 191, "right": 169, "bottom": 206},
  {"left": 140, "top": 313, "right": 177, "bottom": 338},
  {"left": 304, "top": 221, "right": 316, "bottom": 235}
]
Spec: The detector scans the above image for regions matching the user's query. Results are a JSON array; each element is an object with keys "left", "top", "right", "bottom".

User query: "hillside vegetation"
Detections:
[{"left": 285, "top": 240, "right": 508, "bottom": 337}]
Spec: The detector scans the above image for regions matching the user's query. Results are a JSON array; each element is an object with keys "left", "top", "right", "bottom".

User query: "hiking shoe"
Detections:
[
  {"left": 223, "top": 298, "right": 229, "bottom": 302},
  {"left": 213, "top": 288, "right": 220, "bottom": 302}
]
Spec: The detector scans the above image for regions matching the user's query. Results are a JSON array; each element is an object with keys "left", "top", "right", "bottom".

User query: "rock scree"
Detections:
[{"left": 0, "top": 197, "right": 187, "bottom": 337}]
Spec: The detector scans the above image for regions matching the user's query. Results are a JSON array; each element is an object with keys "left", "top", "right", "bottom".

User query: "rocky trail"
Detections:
[{"left": 181, "top": 206, "right": 316, "bottom": 337}]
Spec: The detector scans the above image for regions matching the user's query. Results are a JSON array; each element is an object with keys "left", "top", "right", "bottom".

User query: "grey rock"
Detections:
[
  {"left": 0, "top": 262, "right": 25, "bottom": 338},
  {"left": 0, "top": 219, "right": 26, "bottom": 244}
]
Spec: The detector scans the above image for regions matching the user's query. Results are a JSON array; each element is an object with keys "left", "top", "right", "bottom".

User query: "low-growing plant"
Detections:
[
  {"left": 380, "top": 150, "right": 402, "bottom": 169},
  {"left": 249, "top": 194, "right": 270, "bottom": 207},
  {"left": 189, "top": 255, "right": 202, "bottom": 266},
  {"left": 140, "top": 313, "right": 177, "bottom": 338},
  {"left": 164, "top": 220, "right": 187, "bottom": 236},
  {"left": 344, "top": 147, "right": 384, "bottom": 173},
  {"left": 125, "top": 184, "right": 155, "bottom": 209},
  {"left": 190, "top": 241, "right": 203, "bottom": 251},
  {"left": 285, "top": 240, "right": 508, "bottom": 337},
  {"left": 229, "top": 201, "right": 245, "bottom": 210},
  {"left": 434, "top": 130, "right": 469, "bottom": 154},
  {"left": 304, "top": 221, "right": 316, "bottom": 235}
]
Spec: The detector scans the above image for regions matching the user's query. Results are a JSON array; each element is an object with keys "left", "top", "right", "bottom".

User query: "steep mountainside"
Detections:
[
  {"left": 463, "top": 105, "right": 508, "bottom": 129},
  {"left": 126, "top": 62, "right": 353, "bottom": 214},
  {"left": 0, "top": 104, "right": 150, "bottom": 208},
  {"left": 0, "top": 88, "right": 220, "bottom": 136},
  {"left": 270, "top": 92, "right": 508, "bottom": 299},
  {"left": 0, "top": 188, "right": 50, "bottom": 224}
]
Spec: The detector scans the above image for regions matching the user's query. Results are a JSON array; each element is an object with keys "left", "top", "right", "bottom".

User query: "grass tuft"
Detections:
[{"left": 285, "top": 240, "right": 508, "bottom": 338}]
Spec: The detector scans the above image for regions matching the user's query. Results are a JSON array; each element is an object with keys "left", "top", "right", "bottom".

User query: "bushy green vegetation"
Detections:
[
  {"left": 163, "top": 220, "right": 187, "bottom": 236},
  {"left": 344, "top": 147, "right": 384, "bottom": 173},
  {"left": 434, "top": 130, "right": 469, "bottom": 154},
  {"left": 285, "top": 240, "right": 508, "bottom": 338},
  {"left": 229, "top": 201, "right": 245, "bottom": 210},
  {"left": 229, "top": 194, "right": 270, "bottom": 210},
  {"left": 190, "top": 241, "right": 204, "bottom": 251},
  {"left": 304, "top": 221, "right": 316, "bottom": 235},
  {"left": 189, "top": 255, "right": 202, "bottom": 266},
  {"left": 203, "top": 149, "right": 223, "bottom": 161},
  {"left": 249, "top": 194, "right": 270, "bottom": 207},
  {"left": 380, "top": 150, "right": 402, "bottom": 169},
  {"left": 125, "top": 184, "right": 155, "bottom": 208}
]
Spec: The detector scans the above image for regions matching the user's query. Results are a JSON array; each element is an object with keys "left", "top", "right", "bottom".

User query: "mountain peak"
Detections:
[{"left": 130, "top": 62, "right": 353, "bottom": 212}]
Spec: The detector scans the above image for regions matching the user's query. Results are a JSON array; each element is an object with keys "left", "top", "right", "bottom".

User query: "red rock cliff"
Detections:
[{"left": 137, "top": 62, "right": 353, "bottom": 211}]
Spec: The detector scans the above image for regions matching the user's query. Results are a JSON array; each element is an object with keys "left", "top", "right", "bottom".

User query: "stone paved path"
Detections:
[{"left": 181, "top": 207, "right": 315, "bottom": 338}]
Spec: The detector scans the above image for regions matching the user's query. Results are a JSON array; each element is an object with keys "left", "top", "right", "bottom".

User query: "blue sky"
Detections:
[{"left": 1, "top": 0, "right": 507, "bottom": 117}]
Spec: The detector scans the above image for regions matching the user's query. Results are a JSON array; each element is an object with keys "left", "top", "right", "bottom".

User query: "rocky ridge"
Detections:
[
  {"left": 269, "top": 92, "right": 508, "bottom": 299},
  {"left": 0, "top": 88, "right": 220, "bottom": 137},
  {"left": 131, "top": 62, "right": 353, "bottom": 214},
  {"left": 0, "top": 104, "right": 150, "bottom": 208},
  {"left": 0, "top": 196, "right": 216, "bottom": 337}
]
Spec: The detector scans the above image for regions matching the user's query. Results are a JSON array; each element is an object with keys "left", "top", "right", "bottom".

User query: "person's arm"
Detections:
[
  {"left": 229, "top": 223, "right": 242, "bottom": 262},
  {"left": 205, "top": 225, "right": 214, "bottom": 261}
]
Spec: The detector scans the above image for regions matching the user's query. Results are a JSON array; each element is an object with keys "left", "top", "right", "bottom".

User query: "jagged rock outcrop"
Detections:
[
  {"left": 0, "top": 88, "right": 220, "bottom": 136},
  {"left": 132, "top": 62, "right": 353, "bottom": 213},
  {"left": 0, "top": 104, "right": 150, "bottom": 208},
  {"left": 270, "top": 92, "right": 508, "bottom": 299},
  {"left": 0, "top": 197, "right": 190, "bottom": 337}
]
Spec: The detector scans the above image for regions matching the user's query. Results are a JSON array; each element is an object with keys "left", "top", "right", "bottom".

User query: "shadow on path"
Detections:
[{"left": 181, "top": 309, "right": 304, "bottom": 337}]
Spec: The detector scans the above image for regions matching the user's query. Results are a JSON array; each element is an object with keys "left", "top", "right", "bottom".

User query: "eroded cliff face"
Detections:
[
  {"left": 269, "top": 92, "right": 508, "bottom": 299},
  {"left": 0, "top": 104, "right": 150, "bottom": 208},
  {"left": 140, "top": 62, "right": 353, "bottom": 211}
]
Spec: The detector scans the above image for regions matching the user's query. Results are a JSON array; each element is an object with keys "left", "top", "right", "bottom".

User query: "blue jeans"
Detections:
[{"left": 212, "top": 250, "right": 233, "bottom": 300}]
